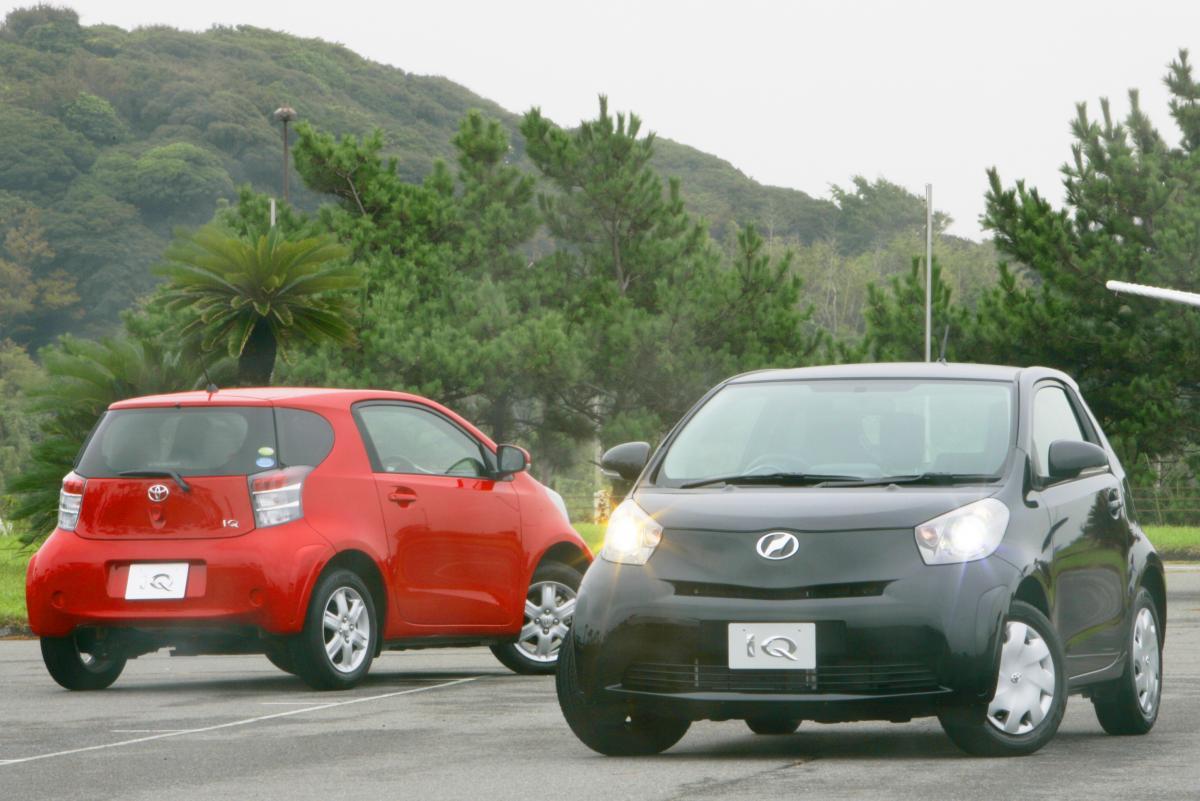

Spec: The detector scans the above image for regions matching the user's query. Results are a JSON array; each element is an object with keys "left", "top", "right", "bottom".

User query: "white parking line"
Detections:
[{"left": 0, "top": 676, "right": 481, "bottom": 767}]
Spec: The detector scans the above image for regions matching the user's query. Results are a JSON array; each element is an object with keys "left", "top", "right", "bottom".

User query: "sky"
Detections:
[{"left": 16, "top": 0, "right": 1200, "bottom": 239}]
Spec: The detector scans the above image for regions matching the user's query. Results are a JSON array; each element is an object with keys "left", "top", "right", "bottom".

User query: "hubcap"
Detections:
[
  {"left": 987, "top": 621, "right": 1057, "bottom": 735},
  {"left": 321, "top": 586, "right": 370, "bottom": 674},
  {"left": 1132, "top": 607, "right": 1161, "bottom": 716},
  {"left": 517, "top": 580, "right": 576, "bottom": 663}
]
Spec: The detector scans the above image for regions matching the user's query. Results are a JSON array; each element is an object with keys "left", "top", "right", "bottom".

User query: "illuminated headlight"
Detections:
[
  {"left": 600, "top": 500, "right": 662, "bottom": 565},
  {"left": 915, "top": 498, "right": 1009, "bottom": 565}
]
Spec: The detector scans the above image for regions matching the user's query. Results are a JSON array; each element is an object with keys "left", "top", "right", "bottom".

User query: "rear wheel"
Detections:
[
  {"left": 1092, "top": 587, "right": 1162, "bottom": 735},
  {"left": 40, "top": 631, "right": 126, "bottom": 691},
  {"left": 491, "top": 561, "right": 581, "bottom": 675},
  {"left": 938, "top": 601, "right": 1066, "bottom": 757},
  {"left": 746, "top": 717, "right": 801, "bottom": 735},
  {"left": 289, "top": 569, "right": 377, "bottom": 690},
  {"left": 556, "top": 631, "right": 690, "bottom": 756},
  {"left": 264, "top": 642, "right": 297, "bottom": 675}
]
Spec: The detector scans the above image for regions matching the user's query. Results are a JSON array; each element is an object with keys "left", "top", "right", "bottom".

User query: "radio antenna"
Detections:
[
  {"left": 938, "top": 324, "right": 951, "bottom": 364},
  {"left": 201, "top": 365, "right": 218, "bottom": 396}
]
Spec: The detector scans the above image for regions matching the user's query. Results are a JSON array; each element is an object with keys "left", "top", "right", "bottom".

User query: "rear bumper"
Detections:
[
  {"left": 26, "top": 523, "right": 336, "bottom": 639},
  {"left": 571, "top": 555, "right": 1019, "bottom": 721}
]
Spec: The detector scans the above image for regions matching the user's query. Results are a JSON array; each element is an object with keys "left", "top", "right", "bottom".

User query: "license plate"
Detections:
[
  {"left": 728, "top": 623, "right": 816, "bottom": 669},
  {"left": 125, "top": 563, "right": 189, "bottom": 600}
]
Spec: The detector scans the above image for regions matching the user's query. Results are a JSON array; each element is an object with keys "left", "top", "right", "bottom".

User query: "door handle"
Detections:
[{"left": 388, "top": 488, "right": 418, "bottom": 506}]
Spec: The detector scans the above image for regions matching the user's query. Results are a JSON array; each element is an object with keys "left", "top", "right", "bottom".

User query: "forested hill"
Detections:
[{"left": 0, "top": 6, "right": 952, "bottom": 348}]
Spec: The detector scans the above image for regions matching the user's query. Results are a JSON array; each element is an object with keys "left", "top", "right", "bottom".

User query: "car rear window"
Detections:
[{"left": 76, "top": 407, "right": 277, "bottom": 477}]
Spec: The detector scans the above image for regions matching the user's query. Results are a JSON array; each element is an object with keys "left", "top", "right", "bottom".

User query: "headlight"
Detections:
[
  {"left": 915, "top": 498, "right": 1009, "bottom": 565},
  {"left": 600, "top": 499, "right": 662, "bottom": 565}
]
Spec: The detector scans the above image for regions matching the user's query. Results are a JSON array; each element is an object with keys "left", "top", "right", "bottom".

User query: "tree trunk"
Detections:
[{"left": 237, "top": 318, "right": 277, "bottom": 386}]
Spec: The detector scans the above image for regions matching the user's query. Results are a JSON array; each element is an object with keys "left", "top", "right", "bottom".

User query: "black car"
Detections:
[{"left": 557, "top": 363, "right": 1166, "bottom": 757}]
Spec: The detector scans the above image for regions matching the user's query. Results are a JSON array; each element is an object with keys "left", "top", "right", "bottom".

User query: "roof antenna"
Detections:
[
  {"left": 201, "top": 365, "right": 219, "bottom": 396},
  {"left": 937, "top": 324, "right": 951, "bottom": 364}
]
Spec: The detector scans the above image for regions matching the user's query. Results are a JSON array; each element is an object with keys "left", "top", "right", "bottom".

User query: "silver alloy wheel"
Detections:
[
  {"left": 1132, "top": 607, "right": 1161, "bottom": 716},
  {"left": 987, "top": 620, "right": 1057, "bottom": 735},
  {"left": 321, "top": 586, "right": 370, "bottom": 674},
  {"left": 517, "top": 580, "right": 577, "bottom": 663}
]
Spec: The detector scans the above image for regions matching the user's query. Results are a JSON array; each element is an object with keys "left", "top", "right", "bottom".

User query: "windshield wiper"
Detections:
[
  {"left": 814, "top": 472, "right": 1000, "bottom": 488},
  {"left": 118, "top": 469, "right": 192, "bottom": 492},
  {"left": 680, "top": 472, "right": 863, "bottom": 489}
]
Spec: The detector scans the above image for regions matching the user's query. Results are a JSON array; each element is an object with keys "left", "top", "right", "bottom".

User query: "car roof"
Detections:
[
  {"left": 108, "top": 387, "right": 423, "bottom": 409},
  {"left": 726, "top": 362, "right": 1073, "bottom": 385}
]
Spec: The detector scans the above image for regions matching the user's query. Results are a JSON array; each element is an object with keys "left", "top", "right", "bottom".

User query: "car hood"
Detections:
[{"left": 632, "top": 485, "right": 998, "bottom": 532}]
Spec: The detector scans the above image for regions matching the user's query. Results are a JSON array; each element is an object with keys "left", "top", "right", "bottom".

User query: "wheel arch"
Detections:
[
  {"left": 1140, "top": 558, "right": 1167, "bottom": 643},
  {"left": 1013, "top": 573, "right": 1051, "bottom": 619},
  {"left": 317, "top": 549, "right": 388, "bottom": 653},
  {"left": 535, "top": 540, "right": 591, "bottom": 575}
]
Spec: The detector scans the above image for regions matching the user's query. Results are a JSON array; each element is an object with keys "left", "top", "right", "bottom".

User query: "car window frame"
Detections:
[
  {"left": 350, "top": 400, "right": 497, "bottom": 479},
  {"left": 1028, "top": 380, "right": 1109, "bottom": 487}
]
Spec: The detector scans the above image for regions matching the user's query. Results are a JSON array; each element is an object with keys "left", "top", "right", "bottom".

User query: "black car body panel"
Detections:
[{"left": 570, "top": 363, "right": 1166, "bottom": 725}]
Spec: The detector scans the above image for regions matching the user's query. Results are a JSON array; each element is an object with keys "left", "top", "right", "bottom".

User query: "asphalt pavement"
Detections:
[{"left": 1, "top": 567, "right": 1198, "bottom": 801}]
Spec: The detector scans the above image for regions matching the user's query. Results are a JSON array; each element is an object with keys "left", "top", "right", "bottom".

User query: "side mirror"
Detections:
[
  {"left": 600, "top": 441, "right": 651, "bottom": 482},
  {"left": 495, "top": 444, "right": 529, "bottom": 478},
  {"left": 1047, "top": 440, "right": 1108, "bottom": 480}
]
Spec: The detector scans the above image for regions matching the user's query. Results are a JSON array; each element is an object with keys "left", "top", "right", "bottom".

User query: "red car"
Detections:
[{"left": 26, "top": 388, "right": 591, "bottom": 690}]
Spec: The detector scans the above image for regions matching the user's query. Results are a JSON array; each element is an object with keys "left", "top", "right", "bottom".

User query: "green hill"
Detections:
[{"left": 0, "top": 6, "right": 951, "bottom": 348}]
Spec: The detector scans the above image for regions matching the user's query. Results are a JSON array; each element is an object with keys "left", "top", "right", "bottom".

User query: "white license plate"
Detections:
[
  {"left": 728, "top": 623, "right": 816, "bottom": 670},
  {"left": 125, "top": 563, "right": 190, "bottom": 600}
]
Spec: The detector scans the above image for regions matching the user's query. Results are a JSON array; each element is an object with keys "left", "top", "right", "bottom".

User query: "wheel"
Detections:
[
  {"left": 491, "top": 561, "right": 582, "bottom": 675},
  {"left": 746, "top": 717, "right": 801, "bottom": 735},
  {"left": 40, "top": 631, "right": 126, "bottom": 691},
  {"left": 938, "top": 600, "right": 1066, "bottom": 757},
  {"left": 288, "top": 569, "right": 377, "bottom": 690},
  {"left": 556, "top": 631, "right": 690, "bottom": 756},
  {"left": 1092, "top": 587, "right": 1162, "bottom": 735},
  {"left": 264, "top": 642, "right": 297, "bottom": 675}
]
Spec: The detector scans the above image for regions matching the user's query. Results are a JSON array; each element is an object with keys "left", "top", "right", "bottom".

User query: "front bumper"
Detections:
[
  {"left": 571, "top": 554, "right": 1019, "bottom": 722},
  {"left": 26, "top": 523, "right": 335, "bottom": 640}
]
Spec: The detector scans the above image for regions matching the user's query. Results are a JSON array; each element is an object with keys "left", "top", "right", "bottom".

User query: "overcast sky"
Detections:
[{"left": 17, "top": 0, "right": 1200, "bottom": 239}]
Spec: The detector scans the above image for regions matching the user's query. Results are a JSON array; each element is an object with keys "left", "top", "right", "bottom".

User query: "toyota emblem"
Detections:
[
  {"left": 756, "top": 531, "right": 799, "bottom": 560},
  {"left": 147, "top": 484, "right": 170, "bottom": 503}
]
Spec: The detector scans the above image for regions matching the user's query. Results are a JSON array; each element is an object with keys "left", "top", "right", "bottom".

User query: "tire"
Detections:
[
  {"left": 938, "top": 600, "right": 1067, "bottom": 757},
  {"left": 264, "top": 642, "right": 297, "bottom": 675},
  {"left": 40, "top": 632, "right": 126, "bottom": 691},
  {"left": 491, "top": 561, "right": 582, "bottom": 675},
  {"left": 289, "top": 568, "right": 377, "bottom": 690},
  {"left": 1092, "top": 587, "right": 1162, "bottom": 735},
  {"left": 746, "top": 717, "right": 801, "bottom": 735},
  {"left": 556, "top": 631, "right": 690, "bottom": 756}
]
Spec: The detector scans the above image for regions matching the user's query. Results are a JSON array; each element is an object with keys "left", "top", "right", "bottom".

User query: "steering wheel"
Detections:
[
  {"left": 743, "top": 453, "right": 809, "bottom": 475},
  {"left": 445, "top": 456, "right": 483, "bottom": 477}
]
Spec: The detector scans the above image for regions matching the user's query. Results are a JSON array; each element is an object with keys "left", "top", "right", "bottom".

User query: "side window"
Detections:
[
  {"left": 1032, "top": 386, "right": 1086, "bottom": 478},
  {"left": 276, "top": 408, "right": 334, "bottom": 468},
  {"left": 355, "top": 405, "right": 489, "bottom": 477}
]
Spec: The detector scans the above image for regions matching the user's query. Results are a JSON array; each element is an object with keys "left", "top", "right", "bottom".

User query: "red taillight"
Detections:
[
  {"left": 249, "top": 466, "right": 312, "bottom": 528},
  {"left": 58, "top": 472, "right": 85, "bottom": 531}
]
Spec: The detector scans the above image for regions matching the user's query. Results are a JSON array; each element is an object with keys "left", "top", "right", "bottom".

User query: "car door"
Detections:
[
  {"left": 1031, "top": 382, "right": 1131, "bottom": 678},
  {"left": 353, "top": 402, "right": 523, "bottom": 630}
]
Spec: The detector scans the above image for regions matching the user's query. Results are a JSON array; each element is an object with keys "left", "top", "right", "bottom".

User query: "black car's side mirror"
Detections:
[
  {"left": 600, "top": 441, "right": 651, "bottom": 482},
  {"left": 1047, "top": 440, "right": 1108, "bottom": 479},
  {"left": 495, "top": 444, "right": 530, "bottom": 478}
]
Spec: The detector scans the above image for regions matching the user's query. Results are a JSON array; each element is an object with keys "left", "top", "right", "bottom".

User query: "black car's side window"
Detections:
[
  {"left": 1031, "top": 385, "right": 1088, "bottom": 479},
  {"left": 355, "top": 404, "right": 489, "bottom": 477}
]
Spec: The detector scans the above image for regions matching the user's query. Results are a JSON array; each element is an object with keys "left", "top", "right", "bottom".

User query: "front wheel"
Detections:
[
  {"left": 40, "top": 631, "right": 126, "bottom": 691},
  {"left": 491, "top": 561, "right": 581, "bottom": 675},
  {"left": 746, "top": 717, "right": 801, "bottom": 735},
  {"left": 938, "top": 600, "right": 1066, "bottom": 757},
  {"left": 556, "top": 631, "right": 690, "bottom": 756},
  {"left": 1092, "top": 587, "right": 1162, "bottom": 735},
  {"left": 289, "top": 569, "right": 377, "bottom": 690}
]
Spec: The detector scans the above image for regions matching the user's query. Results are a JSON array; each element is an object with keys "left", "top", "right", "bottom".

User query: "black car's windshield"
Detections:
[{"left": 657, "top": 379, "right": 1014, "bottom": 488}]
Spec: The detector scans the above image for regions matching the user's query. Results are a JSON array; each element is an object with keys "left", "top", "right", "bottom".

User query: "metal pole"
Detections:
[
  {"left": 1106, "top": 280, "right": 1200, "bottom": 309},
  {"left": 925, "top": 184, "right": 933, "bottom": 362},
  {"left": 282, "top": 119, "right": 289, "bottom": 205}
]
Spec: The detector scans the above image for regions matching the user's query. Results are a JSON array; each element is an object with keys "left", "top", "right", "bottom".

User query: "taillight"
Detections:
[
  {"left": 58, "top": 473, "right": 85, "bottom": 531},
  {"left": 249, "top": 466, "right": 312, "bottom": 528}
]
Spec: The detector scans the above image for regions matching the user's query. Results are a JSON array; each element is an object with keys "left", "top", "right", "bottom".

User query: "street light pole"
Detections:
[
  {"left": 925, "top": 183, "right": 933, "bottom": 363},
  {"left": 273, "top": 106, "right": 298, "bottom": 205}
]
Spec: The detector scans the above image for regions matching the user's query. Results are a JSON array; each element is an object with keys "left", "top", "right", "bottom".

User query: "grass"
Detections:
[
  {"left": 0, "top": 543, "right": 31, "bottom": 629},
  {"left": 1143, "top": 526, "right": 1200, "bottom": 561},
  {"left": 572, "top": 522, "right": 605, "bottom": 552}
]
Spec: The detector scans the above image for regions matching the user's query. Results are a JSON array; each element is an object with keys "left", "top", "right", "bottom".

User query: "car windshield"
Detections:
[
  {"left": 75, "top": 407, "right": 278, "bottom": 478},
  {"left": 656, "top": 379, "right": 1014, "bottom": 488}
]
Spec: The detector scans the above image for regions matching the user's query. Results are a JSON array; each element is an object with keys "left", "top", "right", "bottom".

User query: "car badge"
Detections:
[
  {"left": 148, "top": 484, "right": 170, "bottom": 503},
  {"left": 761, "top": 636, "right": 800, "bottom": 661},
  {"left": 756, "top": 531, "right": 799, "bottom": 560}
]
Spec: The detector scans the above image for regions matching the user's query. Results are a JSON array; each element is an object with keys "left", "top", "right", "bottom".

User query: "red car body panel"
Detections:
[{"left": 27, "top": 388, "right": 591, "bottom": 645}]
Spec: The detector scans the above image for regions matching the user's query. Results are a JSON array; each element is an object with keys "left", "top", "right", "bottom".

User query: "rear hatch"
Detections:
[{"left": 72, "top": 405, "right": 277, "bottom": 540}]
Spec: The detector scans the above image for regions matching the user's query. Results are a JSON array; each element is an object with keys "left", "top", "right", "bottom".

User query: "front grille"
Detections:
[
  {"left": 668, "top": 580, "right": 890, "bottom": 601},
  {"left": 622, "top": 661, "right": 940, "bottom": 695}
]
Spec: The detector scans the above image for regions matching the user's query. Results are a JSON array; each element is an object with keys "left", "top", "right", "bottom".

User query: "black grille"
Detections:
[
  {"left": 668, "top": 580, "right": 890, "bottom": 601},
  {"left": 622, "top": 661, "right": 940, "bottom": 695}
]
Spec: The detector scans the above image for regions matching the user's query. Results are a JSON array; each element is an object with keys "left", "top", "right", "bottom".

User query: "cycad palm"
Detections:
[{"left": 156, "top": 225, "right": 358, "bottom": 385}]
